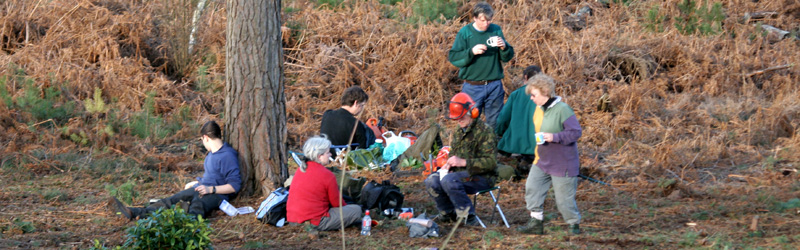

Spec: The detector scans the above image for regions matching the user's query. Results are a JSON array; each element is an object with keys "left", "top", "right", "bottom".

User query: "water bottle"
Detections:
[{"left": 360, "top": 210, "right": 372, "bottom": 236}]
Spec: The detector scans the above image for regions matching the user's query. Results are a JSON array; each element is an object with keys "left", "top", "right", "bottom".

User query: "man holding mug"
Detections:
[{"left": 448, "top": 1, "right": 514, "bottom": 129}]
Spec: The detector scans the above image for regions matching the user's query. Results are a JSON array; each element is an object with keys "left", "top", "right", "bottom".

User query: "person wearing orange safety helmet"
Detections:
[{"left": 424, "top": 93, "right": 498, "bottom": 227}]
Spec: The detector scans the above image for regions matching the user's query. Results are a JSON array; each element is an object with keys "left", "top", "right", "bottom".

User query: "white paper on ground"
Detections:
[
  {"left": 237, "top": 206, "right": 255, "bottom": 215},
  {"left": 219, "top": 200, "right": 238, "bottom": 216}
]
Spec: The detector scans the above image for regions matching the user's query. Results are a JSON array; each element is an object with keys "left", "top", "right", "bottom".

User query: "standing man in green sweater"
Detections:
[{"left": 448, "top": 1, "right": 514, "bottom": 129}]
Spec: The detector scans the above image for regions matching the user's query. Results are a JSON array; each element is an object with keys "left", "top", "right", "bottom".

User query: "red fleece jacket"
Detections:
[{"left": 286, "top": 161, "right": 346, "bottom": 226}]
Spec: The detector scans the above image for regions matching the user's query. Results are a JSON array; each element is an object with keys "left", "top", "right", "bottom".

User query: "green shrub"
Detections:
[
  {"left": 5, "top": 76, "right": 77, "bottom": 124},
  {"left": 4, "top": 218, "right": 36, "bottom": 234},
  {"left": 124, "top": 207, "right": 213, "bottom": 250},
  {"left": 315, "top": 0, "right": 345, "bottom": 9},
  {"left": 106, "top": 180, "right": 138, "bottom": 205},
  {"left": 0, "top": 76, "right": 12, "bottom": 108},
  {"left": 88, "top": 239, "right": 123, "bottom": 250},
  {"left": 410, "top": 0, "right": 459, "bottom": 25},
  {"left": 125, "top": 91, "right": 172, "bottom": 139},
  {"left": 674, "top": 0, "right": 725, "bottom": 36},
  {"left": 644, "top": 5, "right": 667, "bottom": 32},
  {"left": 84, "top": 87, "right": 109, "bottom": 114},
  {"left": 773, "top": 198, "right": 800, "bottom": 213},
  {"left": 195, "top": 65, "right": 210, "bottom": 92}
]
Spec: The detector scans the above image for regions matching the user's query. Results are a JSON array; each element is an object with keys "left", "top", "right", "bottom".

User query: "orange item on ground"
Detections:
[
  {"left": 366, "top": 118, "right": 387, "bottom": 146},
  {"left": 400, "top": 130, "right": 417, "bottom": 145}
]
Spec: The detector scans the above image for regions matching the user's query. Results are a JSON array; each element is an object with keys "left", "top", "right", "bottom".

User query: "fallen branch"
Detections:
[
  {"left": 742, "top": 11, "right": 778, "bottom": 23},
  {"left": 746, "top": 64, "right": 793, "bottom": 77},
  {"left": 109, "top": 147, "right": 144, "bottom": 165}
]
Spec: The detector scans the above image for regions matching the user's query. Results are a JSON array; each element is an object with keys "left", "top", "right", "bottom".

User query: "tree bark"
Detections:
[{"left": 225, "top": 0, "right": 287, "bottom": 197}]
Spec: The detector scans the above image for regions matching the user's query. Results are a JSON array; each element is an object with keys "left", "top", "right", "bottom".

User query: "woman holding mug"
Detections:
[{"left": 517, "top": 74, "right": 583, "bottom": 235}]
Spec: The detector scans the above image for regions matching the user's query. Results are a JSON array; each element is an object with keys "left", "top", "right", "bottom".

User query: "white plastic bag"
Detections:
[{"left": 382, "top": 131, "right": 411, "bottom": 163}]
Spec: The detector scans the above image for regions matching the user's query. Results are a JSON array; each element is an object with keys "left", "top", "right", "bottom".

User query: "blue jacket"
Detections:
[{"left": 200, "top": 143, "right": 242, "bottom": 200}]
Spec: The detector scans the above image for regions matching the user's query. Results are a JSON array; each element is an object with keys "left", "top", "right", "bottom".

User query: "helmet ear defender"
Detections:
[{"left": 467, "top": 102, "right": 479, "bottom": 119}]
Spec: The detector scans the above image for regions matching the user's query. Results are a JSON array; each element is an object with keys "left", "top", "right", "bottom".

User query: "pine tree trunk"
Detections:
[{"left": 225, "top": 0, "right": 287, "bottom": 197}]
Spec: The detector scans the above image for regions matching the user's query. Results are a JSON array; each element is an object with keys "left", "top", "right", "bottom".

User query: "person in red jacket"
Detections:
[{"left": 286, "top": 135, "right": 362, "bottom": 231}]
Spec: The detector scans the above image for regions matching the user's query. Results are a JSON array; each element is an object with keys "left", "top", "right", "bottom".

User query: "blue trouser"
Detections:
[
  {"left": 461, "top": 79, "right": 505, "bottom": 129},
  {"left": 425, "top": 171, "right": 491, "bottom": 217}
]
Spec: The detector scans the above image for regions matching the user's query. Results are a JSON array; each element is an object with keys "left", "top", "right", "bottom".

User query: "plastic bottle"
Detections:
[
  {"left": 369, "top": 139, "right": 384, "bottom": 155},
  {"left": 360, "top": 210, "right": 372, "bottom": 236}
]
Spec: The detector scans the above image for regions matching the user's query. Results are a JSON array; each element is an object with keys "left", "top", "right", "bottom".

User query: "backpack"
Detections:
[
  {"left": 359, "top": 180, "right": 404, "bottom": 216},
  {"left": 255, "top": 187, "right": 289, "bottom": 227}
]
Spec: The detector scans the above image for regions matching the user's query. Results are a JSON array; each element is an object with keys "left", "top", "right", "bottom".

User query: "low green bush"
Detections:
[{"left": 124, "top": 207, "right": 213, "bottom": 249}]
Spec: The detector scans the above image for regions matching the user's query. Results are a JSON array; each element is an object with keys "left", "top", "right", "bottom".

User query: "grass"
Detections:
[{"left": 42, "top": 189, "right": 70, "bottom": 203}]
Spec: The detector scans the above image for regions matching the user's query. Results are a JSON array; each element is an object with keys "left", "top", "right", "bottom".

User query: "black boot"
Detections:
[
  {"left": 516, "top": 217, "right": 544, "bottom": 235},
  {"left": 569, "top": 224, "right": 581, "bottom": 235},
  {"left": 435, "top": 211, "right": 457, "bottom": 223},
  {"left": 108, "top": 197, "right": 143, "bottom": 221},
  {"left": 465, "top": 214, "right": 482, "bottom": 227}
]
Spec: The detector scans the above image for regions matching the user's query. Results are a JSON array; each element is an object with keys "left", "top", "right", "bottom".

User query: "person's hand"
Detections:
[
  {"left": 445, "top": 156, "right": 466, "bottom": 168},
  {"left": 195, "top": 185, "right": 210, "bottom": 196},
  {"left": 542, "top": 132, "right": 554, "bottom": 142},
  {"left": 495, "top": 38, "right": 506, "bottom": 50},
  {"left": 472, "top": 44, "right": 488, "bottom": 55}
]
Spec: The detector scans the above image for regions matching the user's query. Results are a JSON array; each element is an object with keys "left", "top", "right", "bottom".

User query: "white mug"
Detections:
[
  {"left": 486, "top": 36, "right": 503, "bottom": 47},
  {"left": 535, "top": 132, "right": 545, "bottom": 145}
]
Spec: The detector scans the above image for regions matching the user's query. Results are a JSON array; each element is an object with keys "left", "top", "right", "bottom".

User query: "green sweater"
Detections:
[{"left": 448, "top": 23, "right": 514, "bottom": 81}]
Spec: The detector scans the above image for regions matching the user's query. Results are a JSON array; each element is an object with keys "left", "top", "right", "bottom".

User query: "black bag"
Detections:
[
  {"left": 255, "top": 187, "right": 289, "bottom": 227},
  {"left": 359, "top": 180, "right": 404, "bottom": 215}
]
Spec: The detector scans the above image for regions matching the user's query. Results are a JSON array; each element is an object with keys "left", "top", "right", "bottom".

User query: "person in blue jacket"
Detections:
[{"left": 109, "top": 121, "right": 242, "bottom": 220}]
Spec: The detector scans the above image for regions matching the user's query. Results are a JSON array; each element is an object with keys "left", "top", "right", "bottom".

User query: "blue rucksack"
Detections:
[{"left": 255, "top": 187, "right": 289, "bottom": 227}]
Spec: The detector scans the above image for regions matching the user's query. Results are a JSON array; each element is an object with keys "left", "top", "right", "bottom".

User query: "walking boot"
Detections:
[
  {"left": 516, "top": 217, "right": 544, "bottom": 235},
  {"left": 569, "top": 224, "right": 581, "bottom": 235},
  {"left": 107, "top": 197, "right": 143, "bottom": 221},
  {"left": 465, "top": 214, "right": 482, "bottom": 227},
  {"left": 434, "top": 211, "right": 457, "bottom": 223}
]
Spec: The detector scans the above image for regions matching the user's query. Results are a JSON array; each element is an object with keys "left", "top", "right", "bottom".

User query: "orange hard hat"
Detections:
[{"left": 447, "top": 93, "right": 479, "bottom": 119}]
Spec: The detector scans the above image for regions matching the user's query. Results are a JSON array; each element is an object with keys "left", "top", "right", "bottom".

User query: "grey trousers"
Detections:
[
  {"left": 315, "top": 204, "right": 362, "bottom": 231},
  {"left": 524, "top": 164, "right": 581, "bottom": 225}
]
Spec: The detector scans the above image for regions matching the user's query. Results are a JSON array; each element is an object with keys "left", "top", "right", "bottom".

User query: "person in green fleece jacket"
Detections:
[
  {"left": 495, "top": 65, "right": 542, "bottom": 176},
  {"left": 448, "top": 1, "right": 514, "bottom": 129}
]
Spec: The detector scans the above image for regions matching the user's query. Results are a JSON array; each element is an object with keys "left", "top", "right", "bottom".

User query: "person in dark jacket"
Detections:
[
  {"left": 516, "top": 74, "right": 582, "bottom": 235},
  {"left": 495, "top": 65, "right": 542, "bottom": 175},
  {"left": 320, "top": 86, "right": 375, "bottom": 154},
  {"left": 109, "top": 121, "right": 242, "bottom": 220},
  {"left": 425, "top": 93, "right": 497, "bottom": 226}
]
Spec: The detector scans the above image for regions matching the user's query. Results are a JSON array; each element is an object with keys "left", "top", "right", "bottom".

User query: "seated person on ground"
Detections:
[
  {"left": 424, "top": 93, "right": 498, "bottom": 226},
  {"left": 286, "top": 135, "right": 362, "bottom": 231},
  {"left": 109, "top": 121, "right": 242, "bottom": 220},
  {"left": 320, "top": 86, "right": 375, "bottom": 153}
]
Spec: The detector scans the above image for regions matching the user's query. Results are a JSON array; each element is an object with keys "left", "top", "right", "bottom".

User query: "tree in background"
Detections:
[{"left": 224, "top": 0, "right": 287, "bottom": 197}]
